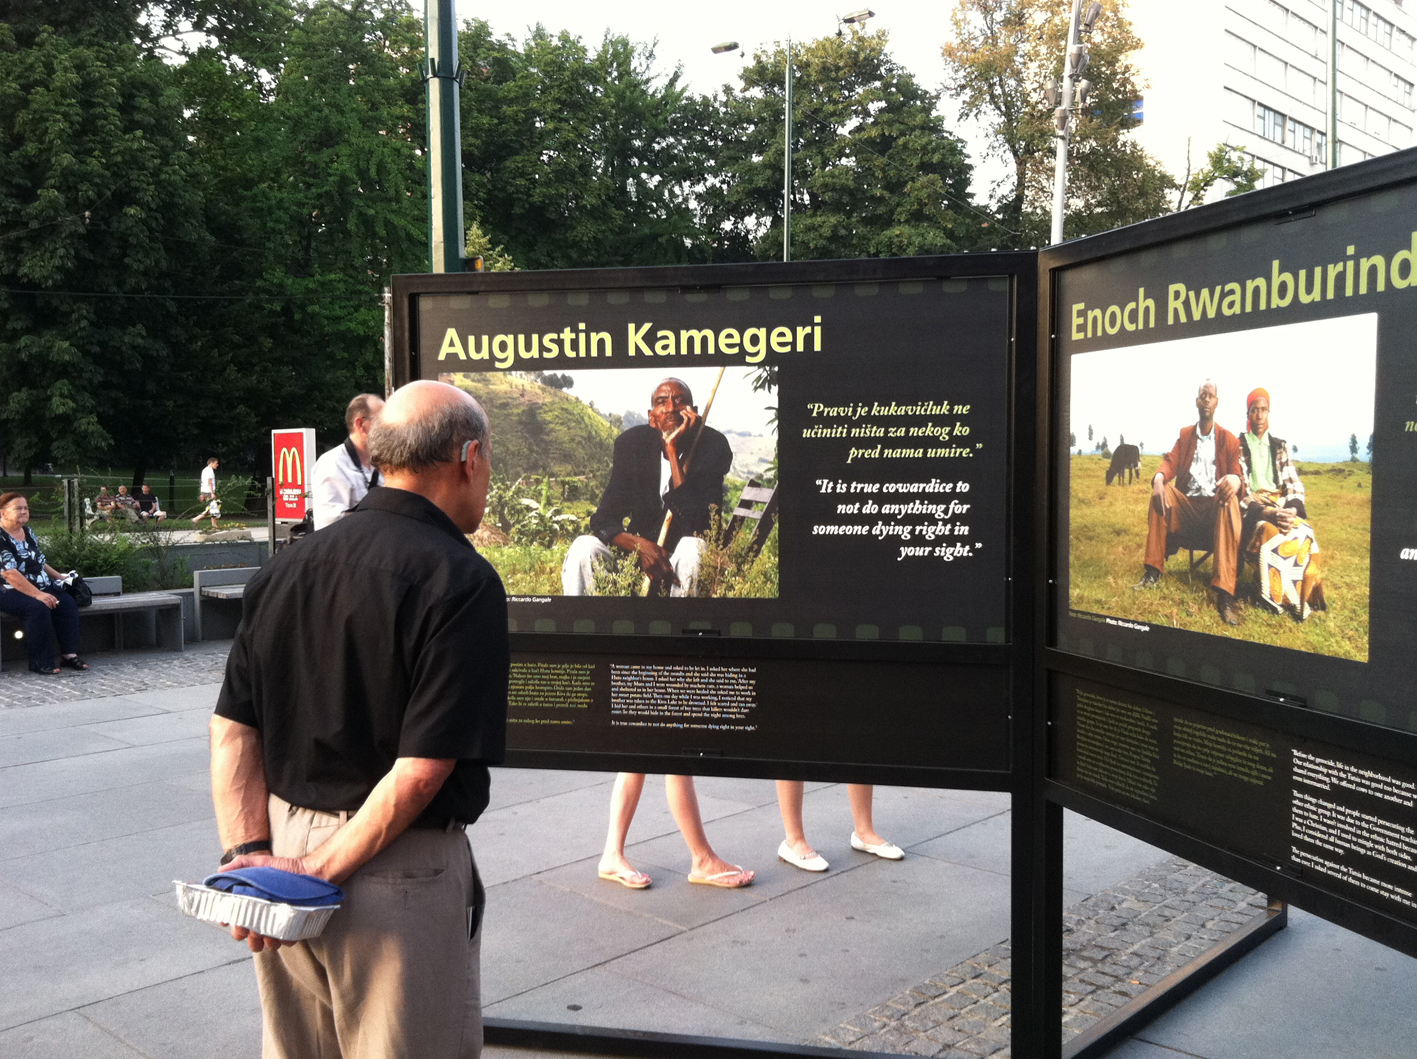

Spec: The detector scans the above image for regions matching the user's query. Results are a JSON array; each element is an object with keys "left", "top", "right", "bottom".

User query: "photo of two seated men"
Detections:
[{"left": 1067, "top": 314, "right": 1375, "bottom": 663}]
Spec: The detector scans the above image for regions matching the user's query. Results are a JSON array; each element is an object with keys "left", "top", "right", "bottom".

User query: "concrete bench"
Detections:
[
  {"left": 0, "top": 575, "right": 184, "bottom": 669},
  {"left": 194, "top": 567, "right": 259, "bottom": 641}
]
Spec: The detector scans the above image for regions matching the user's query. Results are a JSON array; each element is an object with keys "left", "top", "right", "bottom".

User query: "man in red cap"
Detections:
[
  {"left": 1238, "top": 387, "right": 1326, "bottom": 619},
  {"left": 1133, "top": 379, "right": 1245, "bottom": 625},
  {"left": 1237, "top": 388, "right": 1306, "bottom": 530}
]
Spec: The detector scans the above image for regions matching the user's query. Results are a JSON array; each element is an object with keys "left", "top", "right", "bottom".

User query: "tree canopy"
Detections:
[
  {"left": 941, "top": 0, "right": 1172, "bottom": 243},
  {"left": 3, "top": 1, "right": 1208, "bottom": 482},
  {"left": 703, "top": 30, "right": 978, "bottom": 261}
]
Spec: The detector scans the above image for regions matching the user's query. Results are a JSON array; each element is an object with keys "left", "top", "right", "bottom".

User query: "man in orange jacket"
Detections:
[{"left": 1133, "top": 379, "right": 1245, "bottom": 626}]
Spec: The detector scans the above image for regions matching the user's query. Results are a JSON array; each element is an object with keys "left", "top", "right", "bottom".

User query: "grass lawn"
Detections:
[{"left": 1067, "top": 454, "right": 1370, "bottom": 662}]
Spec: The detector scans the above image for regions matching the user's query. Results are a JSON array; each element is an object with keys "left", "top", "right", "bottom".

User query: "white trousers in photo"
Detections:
[{"left": 561, "top": 534, "right": 705, "bottom": 596}]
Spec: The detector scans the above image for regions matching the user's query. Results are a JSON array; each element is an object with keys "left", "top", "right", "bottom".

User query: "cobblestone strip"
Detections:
[
  {"left": 813, "top": 856, "right": 1269, "bottom": 1059},
  {"left": 0, "top": 642, "right": 230, "bottom": 708}
]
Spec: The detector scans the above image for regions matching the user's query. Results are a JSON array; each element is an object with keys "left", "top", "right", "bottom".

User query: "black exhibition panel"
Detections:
[
  {"left": 391, "top": 255, "right": 1039, "bottom": 790},
  {"left": 1040, "top": 147, "right": 1417, "bottom": 961}
]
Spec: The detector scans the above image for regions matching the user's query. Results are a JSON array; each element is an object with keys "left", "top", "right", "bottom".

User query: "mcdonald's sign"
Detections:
[{"left": 271, "top": 428, "right": 316, "bottom": 523}]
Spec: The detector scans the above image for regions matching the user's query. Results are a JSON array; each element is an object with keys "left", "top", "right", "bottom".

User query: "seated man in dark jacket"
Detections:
[{"left": 562, "top": 378, "right": 732, "bottom": 596}]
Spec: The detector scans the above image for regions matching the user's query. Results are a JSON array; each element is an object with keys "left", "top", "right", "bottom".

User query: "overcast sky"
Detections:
[
  {"left": 471, "top": 1, "right": 1009, "bottom": 198},
  {"left": 1068, "top": 314, "right": 1378, "bottom": 464}
]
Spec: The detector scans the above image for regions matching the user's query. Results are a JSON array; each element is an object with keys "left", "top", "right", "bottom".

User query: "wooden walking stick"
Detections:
[{"left": 640, "top": 367, "right": 727, "bottom": 596}]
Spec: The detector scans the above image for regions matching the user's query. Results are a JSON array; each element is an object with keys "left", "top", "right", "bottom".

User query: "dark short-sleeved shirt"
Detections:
[
  {"left": 214, "top": 487, "right": 509, "bottom": 827},
  {"left": 137, "top": 493, "right": 158, "bottom": 514}
]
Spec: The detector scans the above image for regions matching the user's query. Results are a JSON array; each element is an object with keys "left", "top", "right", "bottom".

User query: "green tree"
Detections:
[
  {"left": 465, "top": 220, "right": 515, "bottom": 271},
  {"left": 0, "top": 21, "right": 206, "bottom": 479},
  {"left": 176, "top": 0, "right": 427, "bottom": 470},
  {"left": 942, "top": 0, "right": 1173, "bottom": 244},
  {"left": 707, "top": 29, "right": 977, "bottom": 260},
  {"left": 1175, "top": 141, "right": 1264, "bottom": 209},
  {"left": 1349, "top": 433, "right": 1359, "bottom": 462},
  {"left": 458, "top": 22, "right": 707, "bottom": 269}
]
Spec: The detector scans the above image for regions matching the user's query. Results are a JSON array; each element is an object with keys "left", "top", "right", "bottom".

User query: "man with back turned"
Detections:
[{"left": 209, "top": 380, "right": 508, "bottom": 1059}]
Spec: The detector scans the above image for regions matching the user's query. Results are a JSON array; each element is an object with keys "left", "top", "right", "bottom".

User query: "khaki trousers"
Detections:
[
  {"left": 1143, "top": 483, "right": 1241, "bottom": 596},
  {"left": 253, "top": 794, "right": 483, "bottom": 1059}
]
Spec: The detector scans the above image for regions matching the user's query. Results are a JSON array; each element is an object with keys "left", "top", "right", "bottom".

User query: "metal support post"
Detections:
[
  {"left": 425, "top": 0, "right": 465, "bottom": 273},
  {"left": 266, "top": 477, "right": 276, "bottom": 558},
  {"left": 1328, "top": 0, "right": 1340, "bottom": 169},
  {"left": 384, "top": 287, "right": 395, "bottom": 397},
  {"left": 1050, "top": 0, "right": 1084, "bottom": 246},
  {"left": 783, "top": 37, "right": 793, "bottom": 263}
]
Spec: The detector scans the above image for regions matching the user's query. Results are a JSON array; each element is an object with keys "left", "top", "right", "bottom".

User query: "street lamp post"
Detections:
[
  {"left": 424, "top": 0, "right": 465, "bottom": 273},
  {"left": 712, "top": 9, "right": 874, "bottom": 263},
  {"left": 1049, "top": 1, "right": 1101, "bottom": 245}
]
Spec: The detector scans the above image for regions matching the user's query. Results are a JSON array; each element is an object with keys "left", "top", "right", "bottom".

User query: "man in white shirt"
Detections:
[
  {"left": 312, "top": 393, "right": 385, "bottom": 530},
  {"left": 192, "top": 457, "right": 220, "bottom": 528}
]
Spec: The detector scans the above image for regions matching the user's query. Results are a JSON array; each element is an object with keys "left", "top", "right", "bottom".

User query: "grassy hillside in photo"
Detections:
[
  {"left": 446, "top": 373, "right": 618, "bottom": 494},
  {"left": 1068, "top": 454, "right": 1370, "bottom": 661}
]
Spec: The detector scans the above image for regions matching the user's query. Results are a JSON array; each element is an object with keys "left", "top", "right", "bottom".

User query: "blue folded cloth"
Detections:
[{"left": 202, "top": 867, "right": 344, "bottom": 907}]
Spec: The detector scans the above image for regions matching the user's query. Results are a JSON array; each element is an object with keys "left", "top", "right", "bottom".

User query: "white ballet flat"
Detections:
[
  {"left": 778, "top": 840, "right": 829, "bottom": 872},
  {"left": 850, "top": 832, "right": 904, "bottom": 860}
]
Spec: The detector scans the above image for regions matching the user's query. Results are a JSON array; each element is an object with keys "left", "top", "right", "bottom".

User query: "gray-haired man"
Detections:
[
  {"left": 312, "top": 393, "right": 385, "bottom": 531},
  {"left": 210, "top": 380, "right": 508, "bottom": 1058}
]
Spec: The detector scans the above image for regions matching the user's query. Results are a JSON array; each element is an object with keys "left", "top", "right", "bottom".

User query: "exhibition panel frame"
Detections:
[
  {"left": 383, "top": 143, "right": 1417, "bottom": 1059},
  {"left": 1038, "top": 147, "right": 1417, "bottom": 1006}
]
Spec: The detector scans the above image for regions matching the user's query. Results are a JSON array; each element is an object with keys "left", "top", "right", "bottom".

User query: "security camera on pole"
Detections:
[{"left": 1049, "top": 1, "right": 1102, "bottom": 245}]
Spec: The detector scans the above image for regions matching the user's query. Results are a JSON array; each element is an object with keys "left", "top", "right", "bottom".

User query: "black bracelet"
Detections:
[{"left": 220, "top": 839, "right": 273, "bottom": 866}]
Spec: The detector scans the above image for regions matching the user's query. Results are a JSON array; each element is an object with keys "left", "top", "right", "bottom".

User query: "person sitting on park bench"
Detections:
[
  {"left": 93, "top": 487, "right": 116, "bottom": 523},
  {"left": 114, "top": 486, "right": 140, "bottom": 522},
  {"left": 136, "top": 484, "right": 165, "bottom": 523}
]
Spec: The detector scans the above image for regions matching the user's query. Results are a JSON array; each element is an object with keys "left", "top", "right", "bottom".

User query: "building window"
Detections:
[
  {"left": 1288, "top": 118, "right": 1315, "bottom": 157},
  {"left": 1227, "top": 32, "right": 1256, "bottom": 74},
  {"left": 1257, "top": 103, "right": 1287, "bottom": 143}
]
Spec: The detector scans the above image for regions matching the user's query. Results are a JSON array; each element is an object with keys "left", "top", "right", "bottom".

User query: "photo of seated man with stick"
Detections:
[
  {"left": 563, "top": 377, "right": 730, "bottom": 597},
  {"left": 441, "top": 365, "right": 778, "bottom": 599}
]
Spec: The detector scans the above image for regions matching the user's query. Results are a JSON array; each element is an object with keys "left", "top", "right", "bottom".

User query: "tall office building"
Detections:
[{"left": 1128, "top": 1, "right": 1416, "bottom": 194}]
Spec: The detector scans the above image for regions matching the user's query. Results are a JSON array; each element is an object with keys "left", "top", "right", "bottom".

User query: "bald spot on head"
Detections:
[{"left": 379, "top": 379, "right": 473, "bottom": 427}]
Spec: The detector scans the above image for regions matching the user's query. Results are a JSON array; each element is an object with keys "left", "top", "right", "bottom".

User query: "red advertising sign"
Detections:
[{"left": 271, "top": 428, "right": 316, "bottom": 523}]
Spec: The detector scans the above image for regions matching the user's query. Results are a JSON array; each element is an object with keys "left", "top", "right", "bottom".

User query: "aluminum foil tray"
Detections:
[{"left": 174, "top": 880, "right": 339, "bottom": 942}]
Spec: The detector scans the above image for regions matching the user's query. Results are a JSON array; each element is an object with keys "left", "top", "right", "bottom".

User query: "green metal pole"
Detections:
[
  {"left": 783, "top": 36, "right": 792, "bottom": 263},
  {"left": 425, "top": 0, "right": 465, "bottom": 273},
  {"left": 1329, "top": 0, "right": 1339, "bottom": 169}
]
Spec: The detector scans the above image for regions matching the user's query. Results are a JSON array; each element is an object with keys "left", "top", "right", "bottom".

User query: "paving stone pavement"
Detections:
[
  {"left": 814, "top": 856, "right": 1269, "bottom": 1058},
  {"left": 0, "top": 642, "right": 231, "bottom": 708}
]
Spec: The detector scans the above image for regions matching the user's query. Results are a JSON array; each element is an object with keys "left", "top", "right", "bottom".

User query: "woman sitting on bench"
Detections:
[{"left": 0, "top": 492, "right": 89, "bottom": 674}]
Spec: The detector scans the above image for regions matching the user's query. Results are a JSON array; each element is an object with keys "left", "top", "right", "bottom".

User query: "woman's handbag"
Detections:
[{"left": 64, "top": 573, "right": 93, "bottom": 608}]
